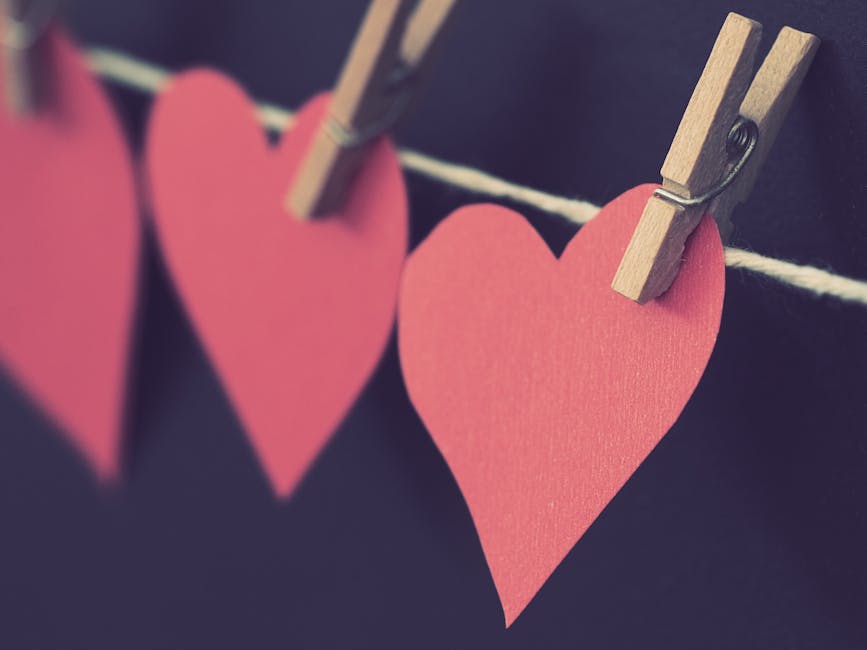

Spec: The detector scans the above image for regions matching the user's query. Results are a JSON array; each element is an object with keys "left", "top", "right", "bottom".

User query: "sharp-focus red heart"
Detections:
[
  {"left": 0, "top": 29, "right": 140, "bottom": 480},
  {"left": 145, "top": 72, "right": 407, "bottom": 497},
  {"left": 398, "top": 185, "right": 724, "bottom": 625}
]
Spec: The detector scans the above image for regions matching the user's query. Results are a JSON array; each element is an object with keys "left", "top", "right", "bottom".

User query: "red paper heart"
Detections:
[
  {"left": 145, "top": 72, "right": 407, "bottom": 496},
  {"left": 0, "top": 29, "right": 140, "bottom": 480},
  {"left": 398, "top": 185, "right": 724, "bottom": 625}
]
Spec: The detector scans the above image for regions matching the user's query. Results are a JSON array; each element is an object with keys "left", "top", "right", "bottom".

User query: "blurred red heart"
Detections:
[
  {"left": 145, "top": 72, "right": 407, "bottom": 496},
  {"left": 0, "top": 29, "right": 140, "bottom": 480},
  {"left": 399, "top": 185, "right": 724, "bottom": 625}
]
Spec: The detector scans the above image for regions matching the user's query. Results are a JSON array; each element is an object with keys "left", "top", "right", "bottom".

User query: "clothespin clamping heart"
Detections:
[
  {"left": 287, "top": 0, "right": 458, "bottom": 218},
  {"left": 1, "top": 0, "right": 54, "bottom": 114},
  {"left": 612, "top": 12, "right": 820, "bottom": 303}
]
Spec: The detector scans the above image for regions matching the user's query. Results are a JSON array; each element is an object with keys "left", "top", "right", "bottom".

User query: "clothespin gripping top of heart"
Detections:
[
  {"left": 612, "top": 12, "right": 819, "bottom": 304},
  {"left": 287, "top": 0, "right": 457, "bottom": 219}
]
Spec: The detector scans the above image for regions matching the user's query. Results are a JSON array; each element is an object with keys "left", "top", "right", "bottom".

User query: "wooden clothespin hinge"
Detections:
[
  {"left": 611, "top": 12, "right": 819, "bottom": 303},
  {"left": 2, "top": 0, "right": 53, "bottom": 115},
  {"left": 286, "top": 0, "right": 458, "bottom": 219}
]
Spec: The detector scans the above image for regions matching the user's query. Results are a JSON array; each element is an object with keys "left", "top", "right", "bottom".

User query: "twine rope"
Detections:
[{"left": 85, "top": 47, "right": 867, "bottom": 308}]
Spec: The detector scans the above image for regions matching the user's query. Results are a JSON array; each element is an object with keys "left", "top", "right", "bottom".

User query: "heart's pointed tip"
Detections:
[
  {"left": 263, "top": 464, "right": 301, "bottom": 501},
  {"left": 71, "top": 421, "right": 122, "bottom": 482},
  {"left": 501, "top": 599, "right": 527, "bottom": 629},
  {"left": 88, "top": 448, "right": 122, "bottom": 487},
  {"left": 493, "top": 575, "right": 534, "bottom": 628},
  {"left": 271, "top": 482, "right": 297, "bottom": 500},
  {"left": 97, "top": 466, "right": 121, "bottom": 488}
]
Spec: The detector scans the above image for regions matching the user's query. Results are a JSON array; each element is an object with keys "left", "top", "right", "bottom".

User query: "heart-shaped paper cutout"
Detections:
[
  {"left": 0, "top": 29, "right": 140, "bottom": 480},
  {"left": 145, "top": 71, "right": 407, "bottom": 497},
  {"left": 398, "top": 185, "right": 724, "bottom": 625}
]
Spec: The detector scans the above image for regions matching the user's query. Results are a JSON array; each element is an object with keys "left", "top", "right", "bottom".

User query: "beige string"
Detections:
[{"left": 86, "top": 47, "right": 867, "bottom": 308}]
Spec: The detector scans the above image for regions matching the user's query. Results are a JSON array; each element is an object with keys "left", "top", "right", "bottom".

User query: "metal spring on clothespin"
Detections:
[
  {"left": 322, "top": 60, "right": 416, "bottom": 149},
  {"left": 612, "top": 12, "right": 820, "bottom": 304},
  {"left": 653, "top": 117, "right": 759, "bottom": 209},
  {"left": 1, "top": 0, "right": 55, "bottom": 115},
  {"left": 286, "top": 0, "right": 458, "bottom": 220}
]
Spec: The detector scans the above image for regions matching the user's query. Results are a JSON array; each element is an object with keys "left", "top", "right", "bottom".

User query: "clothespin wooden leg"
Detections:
[
  {"left": 2, "top": 0, "right": 39, "bottom": 114},
  {"left": 708, "top": 27, "right": 819, "bottom": 233},
  {"left": 287, "top": 0, "right": 457, "bottom": 220},
  {"left": 612, "top": 13, "right": 818, "bottom": 304}
]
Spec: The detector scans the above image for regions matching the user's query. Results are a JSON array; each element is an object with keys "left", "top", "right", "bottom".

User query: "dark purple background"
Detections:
[{"left": 2, "top": 1, "right": 866, "bottom": 647}]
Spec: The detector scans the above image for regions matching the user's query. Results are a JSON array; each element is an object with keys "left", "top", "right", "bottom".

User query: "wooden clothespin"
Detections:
[
  {"left": 2, "top": 0, "right": 51, "bottom": 115},
  {"left": 612, "top": 13, "right": 819, "bottom": 303},
  {"left": 287, "top": 0, "right": 457, "bottom": 219}
]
